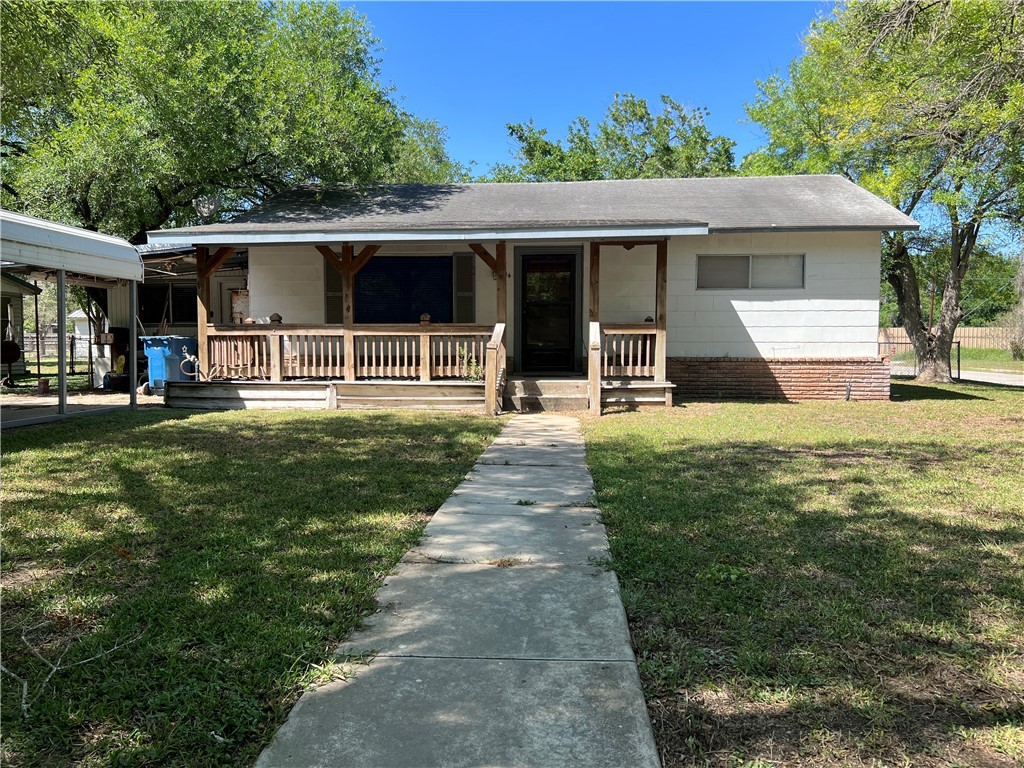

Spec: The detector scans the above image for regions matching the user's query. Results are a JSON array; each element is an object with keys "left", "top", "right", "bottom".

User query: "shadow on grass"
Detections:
[
  {"left": 1, "top": 408, "right": 502, "bottom": 766},
  {"left": 588, "top": 431, "right": 1024, "bottom": 767},
  {"left": 890, "top": 381, "right": 991, "bottom": 401}
]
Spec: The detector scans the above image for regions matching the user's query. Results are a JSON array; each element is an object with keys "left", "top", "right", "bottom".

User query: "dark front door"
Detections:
[{"left": 520, "top": 253, "right": 577, "bottom": 372}]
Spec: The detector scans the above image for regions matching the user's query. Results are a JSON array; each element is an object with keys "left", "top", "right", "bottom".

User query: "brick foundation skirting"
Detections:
[{"left": 666, "top": 357, "right": 891, "bottom": 401}]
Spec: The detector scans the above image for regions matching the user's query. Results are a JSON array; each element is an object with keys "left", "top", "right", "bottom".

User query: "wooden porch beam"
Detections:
[
  {"left": 589, "top": 241, "right": 600, "bottom": 322},
  {"left": 468, "top": 243, "right": 498, "bottom": 272},
  {"left": 204, "top": 246, "right": 236, "bottom": 277},
  {"left": 469, "top": 242, "right": 506, "bottom": 324},
  {"left": 593, "top": 238, "right": 668, "bottom": 250},
  {"left": 316, "top": 244, "right": 347, "bottom": 276},
  {"left": 351, "top": 244, "right": 381, "bottom": 275}
]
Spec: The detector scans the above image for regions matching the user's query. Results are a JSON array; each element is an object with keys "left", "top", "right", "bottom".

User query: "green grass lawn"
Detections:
[
  {"left": 585, "top": 381, "right": 1024, "bottom": 768},
  {"left": 958, "top": 348, "right": 1024, "bottom": 374},
  {"left": 2, "top": 358, "right": 93, "bottom": 393},
  {"left": 1, "top": 409, "right": 503, "bottom": 767}
]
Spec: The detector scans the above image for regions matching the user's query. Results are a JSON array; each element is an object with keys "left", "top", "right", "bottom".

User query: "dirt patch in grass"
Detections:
[{"left": 586, "top": 380, "right": 1024, "bottom": 768}]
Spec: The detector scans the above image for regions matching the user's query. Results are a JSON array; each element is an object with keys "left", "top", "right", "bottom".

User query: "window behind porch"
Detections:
[{"left": 325, "top": 254, "right": 474, "bottom": 324}]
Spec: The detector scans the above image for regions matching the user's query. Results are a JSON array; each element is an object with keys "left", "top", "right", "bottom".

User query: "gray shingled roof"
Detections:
[{"left": 149, "top": 176, "right": 917, "bottom": 242}]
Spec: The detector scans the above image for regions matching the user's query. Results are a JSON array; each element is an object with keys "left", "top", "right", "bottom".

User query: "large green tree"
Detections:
[
  {"left": 745, "top": 0, "right": 1024, "bottom": 381},
  {"left": 1, "top": 0, "right": 461, "bottom": 243},
  {"left": 490, "top": 93, "right": 735, "bottom": 182}
]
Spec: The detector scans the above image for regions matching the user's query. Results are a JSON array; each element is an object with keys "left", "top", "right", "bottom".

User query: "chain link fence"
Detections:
[{"left": 881, "top": 341, "right": 960, "bottom": 379}]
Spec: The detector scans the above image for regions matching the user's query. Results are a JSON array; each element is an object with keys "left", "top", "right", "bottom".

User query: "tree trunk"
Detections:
[
  {"left": 886, "top": 219, "right": 977, "bottom": 384},
  {"left": 884, "top": 236, "right": 947, "bottom": 380}
]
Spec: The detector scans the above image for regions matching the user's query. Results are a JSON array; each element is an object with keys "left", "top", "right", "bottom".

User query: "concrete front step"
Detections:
[
  {"left": 505, "top": 377, "right": 590, "bottom": 412},
  {"left": 506, "top": 377, "right": 589, "bottom": 396}
]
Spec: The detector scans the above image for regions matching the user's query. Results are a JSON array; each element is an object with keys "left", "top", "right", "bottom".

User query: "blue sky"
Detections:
[{"left": 351, "top": 1, "right": 831, "bottom": 175}]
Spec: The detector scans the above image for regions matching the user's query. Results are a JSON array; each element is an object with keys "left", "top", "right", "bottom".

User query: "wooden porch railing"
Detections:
[
  {"left": 206, "top": 324, "right": 498, "bottom": 384},
  {"left": 483, "top": 322, "right": 507, "bottom": 416},
  {"left": 601, "top": 323, "right": 658, "bottom": 377},
  {"left": 588, "top": 321, "right": 667, "bottom": 415}
]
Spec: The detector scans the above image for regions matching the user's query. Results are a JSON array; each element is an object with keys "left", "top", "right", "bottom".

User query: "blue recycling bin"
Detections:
[{"left": 142, "top": 336, "right": 198, "bottom": 391}]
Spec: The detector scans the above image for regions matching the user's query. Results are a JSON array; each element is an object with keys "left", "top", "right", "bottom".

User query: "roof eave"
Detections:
[
  {"left": 146, "top": 223, "right": 711, "bottom": 246},
  {"left": 709, "top": 223, "right": 920, "bottom": 234}
]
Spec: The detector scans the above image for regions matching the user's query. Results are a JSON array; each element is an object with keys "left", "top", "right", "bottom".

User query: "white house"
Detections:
[{"left": 142, "top": 176, "right": 918, "bottom": 413}]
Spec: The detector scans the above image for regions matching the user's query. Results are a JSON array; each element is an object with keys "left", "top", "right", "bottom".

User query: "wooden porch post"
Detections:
[
  {"left": 469, "top": 242, "right": 507, "bottom": 325},
  {"left": 342, "top": 243, "right": 356, "bottom": 381},
  {"left": 196, "top": 246, "right": 210, "bottom": 377},
  {"left": 655, "top": 239, "right": 668, "bottom": 383},
  {"left": 317, "top": 244, "right": 379, "bottom": 382},
  {"left": 495, "top": 240, "right": 507, "bottom": 325},
  {"left": 195, "top": 246, "right": 235, "bottom": 379},
  {"left": 589, "top": 242, "right": 600, "bottom": 322}
]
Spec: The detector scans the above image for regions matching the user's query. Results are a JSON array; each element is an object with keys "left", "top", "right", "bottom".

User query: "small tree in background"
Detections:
[{"left": 489, "top": 93, "right": 736, "bottom": 182}]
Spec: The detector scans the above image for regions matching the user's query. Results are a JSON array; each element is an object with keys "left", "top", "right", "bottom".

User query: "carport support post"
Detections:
[
  {"left": 129, "top": 279, "right": 138, "bottom": 409},
  {"left": 56, "top": 269, "right": 67, "bottom": 415}
]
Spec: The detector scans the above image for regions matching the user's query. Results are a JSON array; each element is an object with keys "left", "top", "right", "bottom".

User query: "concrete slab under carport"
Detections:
[
  {"left": 338, "top": 563, "right": 633, "bottom": 661},
  {"left": 253, "top": 656, "right": 657, "bottom": 768}
]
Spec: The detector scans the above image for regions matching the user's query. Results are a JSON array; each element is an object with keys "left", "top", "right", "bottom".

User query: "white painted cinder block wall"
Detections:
[
  {"left": 248, "top": 242, "right": 502, "bottom": 326},
  {"left": 248, "top": 245, "right": 325, "bottom": 323},
  {"left": 596, "top": 231, "right": 881, "bottom": 359},
  {"left": 245, "top": 231, "right": 881, "bottom": 361}
]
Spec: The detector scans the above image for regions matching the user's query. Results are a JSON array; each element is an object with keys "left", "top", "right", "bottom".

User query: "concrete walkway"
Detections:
[
  {"left": 959, "top": 369, "right": 1024, "bottom": 387},
  {"left": 256, "top": 414, "right": 660, "bottom": 768}
]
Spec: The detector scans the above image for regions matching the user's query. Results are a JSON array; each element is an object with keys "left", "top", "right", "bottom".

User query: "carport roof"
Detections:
[{"left": 1, "top": 209, "right": 143, "bottom": 281}]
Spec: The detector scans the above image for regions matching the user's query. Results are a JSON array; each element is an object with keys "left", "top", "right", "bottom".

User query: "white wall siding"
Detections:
[
  {"left": 595, "top": 232, "right": 881, "bottom": 358},
  {"left": 241, "top": 230, "right": 882, "bottom": 363},
  {"left": 248, "top": 246, "right": 325, "bottom": 323}
]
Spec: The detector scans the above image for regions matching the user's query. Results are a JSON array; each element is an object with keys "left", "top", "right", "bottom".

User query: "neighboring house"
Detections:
[
  {"left": 144, "top": 176, "right": 918, "bottom": 412},
  {"left": 1, "top": 272, "right": 42, "bottom": 376},
  {"left": 68, "top": 308, "right": 92, "bottom": 339}
]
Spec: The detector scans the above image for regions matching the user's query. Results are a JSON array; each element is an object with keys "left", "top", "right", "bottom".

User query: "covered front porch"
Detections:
[{"left": 171, "top": 238, "right": 673, "bottom": 415}]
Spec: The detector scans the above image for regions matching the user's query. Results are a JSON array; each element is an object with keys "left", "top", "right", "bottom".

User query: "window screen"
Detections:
[
  {"left": 697, "top": 254, "right": 805, "bottom": 290},
  {"left": 138, "top": 284, "right": 170, "bottom": 324},
  {"left": 751, "top": 254, "right": 804, "bottom": 289},
  {"left": 355, "top": 256, "right": 454, "bottom": 324},
  {"left": 325, "top": 263, "right": 344, "bottom": 323},
  {"left": 697, "top": 255, "right": 749, "bottom": 289},
  {"left": 171, "top": 284, "right": 198, "bottom": 323},
  {"left": 453, "top": 252, "right": 475, "bottom": 323}
]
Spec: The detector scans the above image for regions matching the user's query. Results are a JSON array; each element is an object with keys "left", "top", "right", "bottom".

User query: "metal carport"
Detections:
[{"left": 1, "top": 210, "right": 144, "bottom": 426}]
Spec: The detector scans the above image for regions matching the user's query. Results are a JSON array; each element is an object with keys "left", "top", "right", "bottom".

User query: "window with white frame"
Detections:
[{"left": 697, "top": 254, "right": 804, "bottom": 290}]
